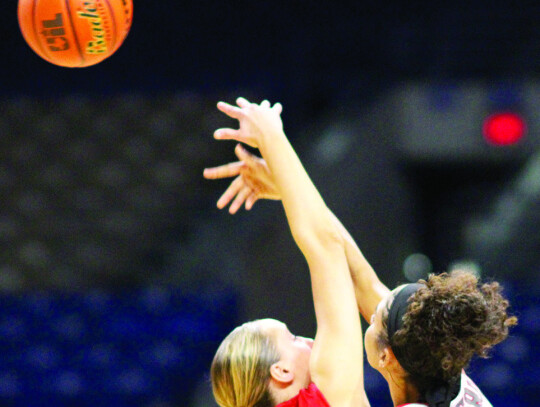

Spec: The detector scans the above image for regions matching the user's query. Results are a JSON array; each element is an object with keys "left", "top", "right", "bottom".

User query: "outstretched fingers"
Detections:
[
  {"left": 229, "top": 185, "right": 251, "bottom": 214},
  {"left": 214, "top": 128, "right": 242, "bottom": 141},
  {"left": 203, "top": 161, "right": 243, "bottom": 180},
  {"left": 236, "top": 97, "right": 252, "bottom": 108},
  {"left": 245, "top": 193, "right": 259, "bottom": 210},
  {"left": 217, "top": 176, "right": 244, "bottom": 209},
  {"left": 234, "top": 143, "right": 257, "bottom": 164},
  {"left": 217, "top": 101, "right": 244, "bottom": 119},
  {"left": 220, "top": 98, "right": 281, "bottom": 114}
]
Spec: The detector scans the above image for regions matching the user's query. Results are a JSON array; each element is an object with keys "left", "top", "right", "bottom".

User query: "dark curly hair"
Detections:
[{"left": 379, "top": 270, "right": 517, "bottom": 395}]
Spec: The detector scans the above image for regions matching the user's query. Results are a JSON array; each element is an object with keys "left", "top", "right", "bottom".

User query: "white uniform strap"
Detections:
[{"left": 449, "top": 371, "right": 493, "bottom": 407}]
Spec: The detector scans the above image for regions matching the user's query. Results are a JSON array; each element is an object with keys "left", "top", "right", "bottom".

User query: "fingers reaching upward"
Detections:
[
  {"left": 217, "top": 101, "right": 243, "bottom": 119},
  {"left": 213, "top": 98, "right": 284, "bottom": 148},
  {"left": 205, "top": 98, "right": 284, "bottom": 212}
]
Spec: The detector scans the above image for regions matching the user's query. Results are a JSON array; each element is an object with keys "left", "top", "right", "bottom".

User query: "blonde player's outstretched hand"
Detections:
[
  {"left": 213, "top": 97, "right": 283, "bottom": 148},
  {"left": 203, "top": 144, "right": 280, "bottom": 214}
]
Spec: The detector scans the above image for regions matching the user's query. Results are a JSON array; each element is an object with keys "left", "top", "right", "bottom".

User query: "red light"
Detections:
[{"left": 483, "top": 112, "right": 526, "bottom": 146}]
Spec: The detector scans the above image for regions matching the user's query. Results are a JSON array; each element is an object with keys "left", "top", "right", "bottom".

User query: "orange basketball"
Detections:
[{"left": 18, "top": 0, "right": 133, "bottom": 68}]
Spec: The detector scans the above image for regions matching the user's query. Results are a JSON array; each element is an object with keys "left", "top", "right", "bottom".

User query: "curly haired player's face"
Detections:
[
  {"left": 365, "top": 296, "right": 387, "bottom": 370},
  {"left": 256, "top": 318, "right": 313, "bottom": 387}
]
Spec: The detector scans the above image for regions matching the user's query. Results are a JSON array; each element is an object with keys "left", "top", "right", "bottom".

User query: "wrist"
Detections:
[{"left": 258, "top": 127, "right": 287, "bottom": 151}]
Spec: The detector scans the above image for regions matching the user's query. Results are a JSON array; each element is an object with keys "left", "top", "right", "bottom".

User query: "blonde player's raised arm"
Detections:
[{"left": 210, "top": 97, "right": 368, "bottom": 407}]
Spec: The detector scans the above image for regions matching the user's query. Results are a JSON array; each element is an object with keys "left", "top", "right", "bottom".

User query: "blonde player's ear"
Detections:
[{"left": 270, "top": 361, "right": 295, "bottom": 384}]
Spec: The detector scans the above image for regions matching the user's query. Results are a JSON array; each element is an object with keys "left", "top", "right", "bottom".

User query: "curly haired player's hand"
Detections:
[
  {"left": 203, "top": 144, "right": 280, "bottom": 214},
  {"left": 213, "top": 97, "right": 283, "bottom": 149}
]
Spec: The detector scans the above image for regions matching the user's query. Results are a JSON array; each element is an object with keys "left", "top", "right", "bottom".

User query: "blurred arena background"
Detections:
[{"left": 0, "top": 1, "right": 538, "bottom": 406}]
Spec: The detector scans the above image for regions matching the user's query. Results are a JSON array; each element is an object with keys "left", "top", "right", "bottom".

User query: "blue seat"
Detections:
[
  {"left": 0, "top": 370, "right": 22, "bottom": 399},
  {"left": 0, "top": 287, "right": 237, "bottom": 406},
  {"left": 23, "top": 344, "right": 62, "bottom": 371}
]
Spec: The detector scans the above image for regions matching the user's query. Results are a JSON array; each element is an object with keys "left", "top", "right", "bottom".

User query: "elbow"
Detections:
[{"left": 290, "top": 216, "right": 344, "bottom": 253}]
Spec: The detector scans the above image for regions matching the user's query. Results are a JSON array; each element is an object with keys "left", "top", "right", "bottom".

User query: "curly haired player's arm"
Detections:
[
  {"left": 328, "top": 211, "right": 390, "bottom": 322},
  {"left": 204, "top": 147, "right": 389, "bottom": 323}
]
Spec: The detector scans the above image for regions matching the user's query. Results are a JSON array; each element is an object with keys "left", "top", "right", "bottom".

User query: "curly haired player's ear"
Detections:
[{"left": 378, "top": 347, "right": 394, "bottom": 369}]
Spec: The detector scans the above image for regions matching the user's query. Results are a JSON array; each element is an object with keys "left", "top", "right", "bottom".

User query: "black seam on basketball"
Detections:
[
  {"left": 32, "top": 0, "right": 54, "bottom": 62},
  {"left": 102, "top": 0, "right": 118, "bottom": 52},
  {"left": 64, "top": 0, "right": 85, "bottom": 65}
]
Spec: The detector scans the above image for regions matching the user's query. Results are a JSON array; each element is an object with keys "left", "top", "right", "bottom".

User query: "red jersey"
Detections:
[{"left": 276, "top": 383, "right": 331, "bottom": 407}]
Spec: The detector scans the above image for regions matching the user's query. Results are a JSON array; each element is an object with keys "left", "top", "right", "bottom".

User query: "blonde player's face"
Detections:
[{"left": 257, "top": 318, "right": 314, "bottom": 387}]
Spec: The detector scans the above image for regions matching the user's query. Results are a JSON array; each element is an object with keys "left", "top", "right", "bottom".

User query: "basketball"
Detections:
[{"left": 18, "top": 0, "right": 133, "bottom": 68}]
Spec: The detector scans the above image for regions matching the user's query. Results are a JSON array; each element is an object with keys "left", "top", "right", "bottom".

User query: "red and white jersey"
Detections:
[
  {"left": 399, "top": 371, "right": 492, "bottom": 407},
  {"left": 277, "top": 383, "right": 331, "bottom": 407}
]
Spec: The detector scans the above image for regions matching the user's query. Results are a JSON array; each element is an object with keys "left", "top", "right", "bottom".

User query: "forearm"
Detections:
[
  {"left": 257, "top": 129, "right": 341, "bottom": 252},
  {"left": 329, "top": 211, "right": 390, "bottom": 321}
]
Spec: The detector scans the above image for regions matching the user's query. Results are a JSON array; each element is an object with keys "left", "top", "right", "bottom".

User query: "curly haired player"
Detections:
[{"left": 364, "top": 272, "right": 516, "bottom": 407}]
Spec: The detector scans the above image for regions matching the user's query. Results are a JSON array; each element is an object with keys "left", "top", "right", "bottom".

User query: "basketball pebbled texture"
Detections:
[{"left": 18, "top": 0, "right": 133, "bottom": 68}]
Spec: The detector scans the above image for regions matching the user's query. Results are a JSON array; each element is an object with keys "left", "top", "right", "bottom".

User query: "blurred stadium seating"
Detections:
[
  {"left": 0, "top": 93, "right": 537, "bottom": 407},
  {"left": 0, "top": 286, "right": 238, "bottom": 406},
  {"left": 0, "top": 281, "right": 536, "bottom": 406},
  {"left": 0, "top": 93, "right": 235, "bottom": 290},
  {"left": 0, "top": 94, "right": 242, "bottom": 406}
]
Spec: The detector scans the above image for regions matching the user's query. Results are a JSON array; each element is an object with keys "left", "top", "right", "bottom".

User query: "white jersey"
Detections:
[
  {"left": 449, "top": 371, "right": 492, "bottom": 407},
  {"left": 401, "top": 371, "right": 492, "bottom": 407}
]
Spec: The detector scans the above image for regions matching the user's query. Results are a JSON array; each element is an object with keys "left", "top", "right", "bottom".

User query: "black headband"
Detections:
[{"left": 387, "top": 283, "right": 423, "bottom": 374}]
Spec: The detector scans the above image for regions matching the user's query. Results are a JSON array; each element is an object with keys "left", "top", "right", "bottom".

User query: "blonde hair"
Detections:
[{"left": 211, "top": 321, "right": 280, "bottom": 407}]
